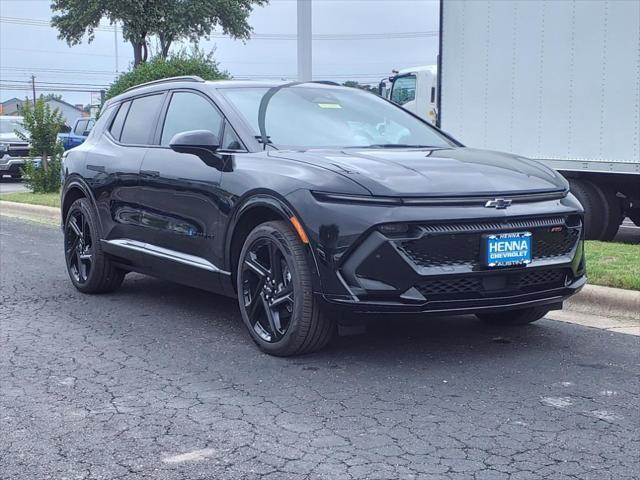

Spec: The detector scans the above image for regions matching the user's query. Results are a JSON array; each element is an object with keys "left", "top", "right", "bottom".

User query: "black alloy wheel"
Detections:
[
  {"left": 241, "top": 236, "right": 295, "bottom": 343},
  {"left": 64, "top": 198, "right": 125, "bottom": 293},
  {"left": 237, "top": 221, "right": 335, "bottom": 356},
  {"left": 65, "top": 207, "right": 93, "bottom": 284}
]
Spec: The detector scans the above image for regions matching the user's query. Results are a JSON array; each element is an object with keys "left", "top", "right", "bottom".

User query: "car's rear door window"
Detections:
[
  {"left": 160, "top": 91, "right": 223, "bottom": 146},
  {"left": 120, "top": 94, "right": 164, "bottom": 145}
]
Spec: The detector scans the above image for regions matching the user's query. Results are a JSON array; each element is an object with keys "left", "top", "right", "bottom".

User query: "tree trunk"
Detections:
[
  {"left": 41, "top": 152, "right": 49, "bottom": 172},
  {"left": 131, "top": 40, "right": 144, "bottom": 66},
  {"left": 159, "top": 34, "right": 173, "bottom": 58},
  {"left": 131, "top": 39, "right": 149, "bottom": 66}
]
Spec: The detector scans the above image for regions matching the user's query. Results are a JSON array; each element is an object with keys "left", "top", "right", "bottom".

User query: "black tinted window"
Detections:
[
  {"left": 109, "top": 101, "right": 130, "bottom": 141},
  {"left": 120, "top": 94, "right": 163, "bottom": 144},
  {"left": 161, "top": 92, "right": 223, "bottom": 146}
]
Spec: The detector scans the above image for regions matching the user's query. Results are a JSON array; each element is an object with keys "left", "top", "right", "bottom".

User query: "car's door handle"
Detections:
[{"left": 140, "top": 170, "right": 160, "bottom": 177}]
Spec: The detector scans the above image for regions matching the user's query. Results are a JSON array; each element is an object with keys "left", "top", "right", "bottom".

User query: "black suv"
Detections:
[{"left": 61, "top": 76, "right": 586, "bottom": 356}]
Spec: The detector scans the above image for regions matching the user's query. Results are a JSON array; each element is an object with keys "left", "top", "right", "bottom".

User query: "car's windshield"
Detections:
[
  {"left": 0, "top": 118, "right": 27, "bottom": 136},
  {"left": 220, "top": 86, "right": 453, "bottom": 149}
]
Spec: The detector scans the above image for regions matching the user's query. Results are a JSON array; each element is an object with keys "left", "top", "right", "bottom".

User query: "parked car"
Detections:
[
  {"left": 0, "top": 116, "right": 30, "bottom": 179},
  {"left": 59, "top": 117, "right": 95, "bottom": 150},
  {"left": 60, "top": 76, "right": 586, "bottom": 356}
]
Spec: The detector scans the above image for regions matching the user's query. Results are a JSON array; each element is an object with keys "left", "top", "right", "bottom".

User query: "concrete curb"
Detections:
[
  {"left": 565, "top": 284, "right": 640, "bottom": 321},
  {"left": 0, "top": 200, "right": 60, "bottom": 224}
]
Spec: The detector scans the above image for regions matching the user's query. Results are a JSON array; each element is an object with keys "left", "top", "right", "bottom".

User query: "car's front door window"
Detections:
[{"left": 161, "top": 92, "right": 223, "bottom": 146}]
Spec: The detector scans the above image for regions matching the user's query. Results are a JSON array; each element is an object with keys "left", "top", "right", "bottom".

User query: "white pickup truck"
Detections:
[{"left": 0, "top": 116, "right": 30, "bottom": 179}]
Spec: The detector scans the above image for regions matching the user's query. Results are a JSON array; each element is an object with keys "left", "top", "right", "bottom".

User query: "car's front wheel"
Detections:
[
  {"left": 237, "top": 221, "right": 334, "bottom": 356},
  {"left": 476, "top": 307, "right": 550, "bottom": 326},
  {"left": 64, "top": 198, "right": 125, "bottom": 293}
]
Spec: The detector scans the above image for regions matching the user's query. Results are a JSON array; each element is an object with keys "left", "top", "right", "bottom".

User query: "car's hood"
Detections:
[{"left": 269, "top": 147, "right": 567, "bottom": 197}]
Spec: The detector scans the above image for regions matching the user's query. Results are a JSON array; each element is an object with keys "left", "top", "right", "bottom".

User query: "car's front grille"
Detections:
[
  {"left": 396, "top": 216, "right": 581, "bottom": 269},
  {"left": 415, "top": 268, "right": 567, "bottom": 300}
]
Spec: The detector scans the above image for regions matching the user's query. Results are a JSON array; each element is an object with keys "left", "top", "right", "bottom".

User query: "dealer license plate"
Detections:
[{"left": 485, "top": 231, "right": 532, "bottom": 267}]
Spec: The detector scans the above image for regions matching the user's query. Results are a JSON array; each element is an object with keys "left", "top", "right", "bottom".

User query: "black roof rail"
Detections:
[{"left": 124, "top": 75, "right": 205, "bottom": 93}]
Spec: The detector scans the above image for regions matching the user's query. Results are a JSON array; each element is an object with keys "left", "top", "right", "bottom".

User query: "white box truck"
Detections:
[{"left": 385, "top": 0, "right": 640, "bottom": 240}]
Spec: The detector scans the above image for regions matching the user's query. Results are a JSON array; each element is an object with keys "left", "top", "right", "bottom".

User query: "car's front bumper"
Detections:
[
  {"left": 0, "top": 156, "right": 27, "bottom": 174},
  {"left": 287, "top": 189, "right": 586, "bottom": 315}
]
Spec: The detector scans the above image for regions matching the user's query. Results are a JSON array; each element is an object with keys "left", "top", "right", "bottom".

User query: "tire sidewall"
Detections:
[
  {"left": 236, "top": 223, "right": 312, "bottom": 354},
  {"left": 64, "top": 198, "right": 101, "bottom": 292}
]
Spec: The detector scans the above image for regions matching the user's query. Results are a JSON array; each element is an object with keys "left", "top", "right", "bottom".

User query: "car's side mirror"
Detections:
[{"left": 169, "top": 130, "right": 229, "bottom": 171}]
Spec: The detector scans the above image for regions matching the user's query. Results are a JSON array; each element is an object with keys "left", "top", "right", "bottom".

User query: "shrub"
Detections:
[
  {"left": 21, "top": 152, "right": 62, "bottom": 194},
  {"left": 16, "top": 97, "right": 65, "bottom": 193},
  {"left": 105, "top": 49, "right": 229, "bottom": 101}
]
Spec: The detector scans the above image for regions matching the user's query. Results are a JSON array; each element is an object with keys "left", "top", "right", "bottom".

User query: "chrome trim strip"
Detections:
[{"left": 104, "top": 239, "right": 230, "bottom": 275}]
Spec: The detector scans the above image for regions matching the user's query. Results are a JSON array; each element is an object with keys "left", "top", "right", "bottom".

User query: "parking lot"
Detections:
[{"left": 1, "top": 215, "right": 638, "bottom": 480}]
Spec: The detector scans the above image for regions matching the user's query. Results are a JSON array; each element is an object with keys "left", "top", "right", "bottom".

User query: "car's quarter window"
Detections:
[
  {"left": 221, "top": 122, "right": 243, "bottom": 151},
  {"left": 390, "top": 75, "right": 416, "bottom": 105},
  {"left": 109, "top": 101, "right": 131, "bottom": 141},
  {"left": 160, "top": 91, "right": 223, "bottom": 146},
  {"left": 119, "top": 94, "right": 164, "bottom": 145}
]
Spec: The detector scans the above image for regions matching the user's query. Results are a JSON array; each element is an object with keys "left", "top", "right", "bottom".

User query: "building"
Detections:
[{"left": 0, "top": 97, "right": 87, "bottom": 129}]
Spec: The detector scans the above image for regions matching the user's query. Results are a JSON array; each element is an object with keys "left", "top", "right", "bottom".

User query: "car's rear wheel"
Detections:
[
  {"left": 476, "top": 307, "right": 550, "bottom": 326},
  {"left": 237, "top": 221, "right": 334, "bottom": 356},
  {"left": 64, "top": 198, "right": 125, "bottom": 293}
]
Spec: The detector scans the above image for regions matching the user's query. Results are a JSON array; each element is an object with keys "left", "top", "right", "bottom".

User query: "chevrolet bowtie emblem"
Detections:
[{"left": 485, "top": 198, "right": 512, "bottom": 209}]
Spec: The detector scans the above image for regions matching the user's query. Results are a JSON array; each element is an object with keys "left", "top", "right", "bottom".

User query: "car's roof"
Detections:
[{"left": 106, "top": 78, "right": 346, "bottom": 106}]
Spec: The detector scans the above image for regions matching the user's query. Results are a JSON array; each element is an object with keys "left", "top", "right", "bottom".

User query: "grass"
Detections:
[
  {"left": 0, "top": 191, "right": 60, "bottom": 208},
  {"left": 585, "top": 240, "right": 640, "bottom": 291}
]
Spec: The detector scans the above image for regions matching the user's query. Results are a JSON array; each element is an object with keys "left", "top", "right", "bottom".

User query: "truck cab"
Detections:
[
  {"left": 59, "top": 117, "right": 95, "bottom": 150},
  {"left": 384, "top": 65, "right": 438, "bottom": 126}
]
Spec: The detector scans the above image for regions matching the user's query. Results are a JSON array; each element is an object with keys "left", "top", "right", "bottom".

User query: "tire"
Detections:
[
  {"left": 476, "top": 307, "right": 550, "bottom": 326},
  {"left": 568, "top": 179, "right": 607, "bottom": 240},
  {"left": 590, "top": 183, "right": 622, "bottom": 241},
  {"left": 64, "top": 198, "right": 125, "bottom": 293},
  {"left": 236, "top": 220, "right": 335, "bottom": 356}
]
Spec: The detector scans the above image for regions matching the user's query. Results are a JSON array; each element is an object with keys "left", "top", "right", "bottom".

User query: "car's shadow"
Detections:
[{"left": 112, "top": 273, "right": 573, "bottom": 366}]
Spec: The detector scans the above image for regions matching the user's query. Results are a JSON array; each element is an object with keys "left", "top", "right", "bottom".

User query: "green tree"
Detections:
[
  {"left": 16, "top": 97, "right": 64, "bottom": 172},
  {"left": 342, "top": 81, "right": 379, "bottom": 95},
  {"left": 16, "top": 97, "right": 65, "bottom": 193},
  {"left": 51, "top": 0, "right": 268, "bottom": 66},
  {"left": 105, "top": 48, "right": 229, "bottom": 100}
]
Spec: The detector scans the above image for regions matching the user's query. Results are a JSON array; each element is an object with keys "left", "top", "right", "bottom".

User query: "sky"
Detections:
[{"left": 0, "top": 0, "right": 439, "bottom": 107}]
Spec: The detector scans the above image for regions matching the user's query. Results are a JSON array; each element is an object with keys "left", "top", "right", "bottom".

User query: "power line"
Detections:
[{"left": 0, "top": 16, "right": 437, "bottom": 40}]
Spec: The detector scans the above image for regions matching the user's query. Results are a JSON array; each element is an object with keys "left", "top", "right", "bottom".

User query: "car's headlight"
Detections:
[{"left": 0, "top": 143, "right": 9, "bottom": 153}]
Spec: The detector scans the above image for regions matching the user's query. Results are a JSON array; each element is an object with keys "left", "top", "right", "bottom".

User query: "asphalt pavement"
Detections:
[
  {"left": 1, "top": 216, "right": 638, "bottom": 480},
  {"left": 0, "top": 177, "right": 28, "bottom": 194}
]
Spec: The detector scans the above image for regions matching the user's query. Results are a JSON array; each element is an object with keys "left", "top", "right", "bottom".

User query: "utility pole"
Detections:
[
  {"left": 31, "top": 75, "right": 36, "bottom": 104},
  {"left": 297, "top": 0, "right": 312, "bottom": 82},
  {"left": 114, "top": 23, "right": 119, "bottom": 72}
]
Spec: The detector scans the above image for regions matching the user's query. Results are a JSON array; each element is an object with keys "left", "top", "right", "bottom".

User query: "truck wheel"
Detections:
[
  {"left": 236, "top": 221, "right": 335, "bottom": 356},
  {"left": 476, "top": 307, "right": 549, "bottom": 326},
  {"left": 593, "top": 183, "right": 622, "bottom": 241},
  {"left": 568, "top": 179, "right": 607, "bottom": 240}
]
